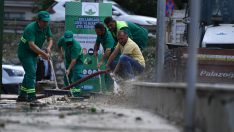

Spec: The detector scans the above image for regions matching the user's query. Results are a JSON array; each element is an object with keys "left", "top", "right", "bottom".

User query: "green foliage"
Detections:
[
  {"left": 138, "top": 37, "right": 157, "bottom": 81},
  {"left": 32, "top": 0, "right": 184, "bottom": 17},
  {"left": 113, "top": 0, "right": 185, "bottom": 17},
  {"left": 174, "top": 0, "right": 185, "bottom": 9},
  {"left": 114, "top": 0, "right": 157, "bottom": 17},
  {"left": 32, "top": 0, "right": 54, "bottom": 12},
  {"left": 141, "top": 46, "right": 156, "bottom": 81},
  {"left": 147, "top": 36, "right": 157, "bottom": 47}
]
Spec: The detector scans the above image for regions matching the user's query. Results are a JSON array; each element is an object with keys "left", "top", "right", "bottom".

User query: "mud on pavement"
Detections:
[{"left": 0, "top": 83, "right": 181, "bottom": 132}]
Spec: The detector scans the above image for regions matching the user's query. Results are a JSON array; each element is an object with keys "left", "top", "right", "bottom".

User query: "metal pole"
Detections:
[
  {"left": 185, "top": 0, "right": 201, "bottom": 131},
  {"left": 155, "top": 0, "right": 166, "bottom": 82},
  {"left": 0, "top": 0, "right": 4, "bottom": 96}
]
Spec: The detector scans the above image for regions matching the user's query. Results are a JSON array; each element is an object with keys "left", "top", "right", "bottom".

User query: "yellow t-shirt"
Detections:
[{"left": 117, "top": 38, "right": 145, "bottom": 67}]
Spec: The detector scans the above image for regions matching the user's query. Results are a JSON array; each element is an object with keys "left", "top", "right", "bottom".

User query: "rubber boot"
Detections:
[
  {"left": 17, "top": 87, "right": 28, "bottom": 102},
  {"left": 27, "top": 93, "right": 37, "bottom": 102},
  {"left": 16, "top": 95, "right": 28, "bottom": 102},
  {"left": 70, "top": 87, "right": 81, "bottom": 97}
]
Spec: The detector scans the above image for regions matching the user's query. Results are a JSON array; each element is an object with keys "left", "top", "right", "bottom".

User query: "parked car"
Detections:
[
  {"left": 2, "top": 64, "right": 25, "bottom": 94},
  {"left": 47, "top": 0, "right": 157, "bottom": 27},
  {"left": 106, "top": 0, "right": 156, "bottom": 26}
]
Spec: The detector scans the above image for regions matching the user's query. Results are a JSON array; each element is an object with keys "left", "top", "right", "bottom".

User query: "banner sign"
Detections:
[{"left": 66, "top": 2, "right": 112, "bottom": 92}]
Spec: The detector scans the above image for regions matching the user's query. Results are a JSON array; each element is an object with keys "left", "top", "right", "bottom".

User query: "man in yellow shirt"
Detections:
[{"left": 106, "top": 30, "right": 145, "bottom": 79}]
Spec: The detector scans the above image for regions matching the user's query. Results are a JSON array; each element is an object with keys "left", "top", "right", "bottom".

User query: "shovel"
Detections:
[
  {"left": 60, "top": 48, "right": 71, "bottom": 86},
  {"left": 49, "top": 57, "right": 59, "bottom": 90},
  {"left": 96, "top": 57, "right": 103, "bottom": 93}
]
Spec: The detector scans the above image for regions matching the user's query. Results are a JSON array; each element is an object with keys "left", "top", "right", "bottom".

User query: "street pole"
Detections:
[
  {"left": 155, "top": 0, "right": 166, "bottom": 82},
  {"left": 0, "top": 0, "right": 4, "bottom": 95},
  {"left": 185, "top": 0, "right": 201, "bottom": 131}
]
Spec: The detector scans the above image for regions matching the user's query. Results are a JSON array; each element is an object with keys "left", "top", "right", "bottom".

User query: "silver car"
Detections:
[{"left": 2, "top": 64, "right": 25, "bottom": 94}]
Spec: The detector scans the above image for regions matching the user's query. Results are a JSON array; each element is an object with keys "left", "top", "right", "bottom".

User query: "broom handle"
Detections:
[
  {"left": 49, "top": 58, "right": 59, "bottom": 90},
  {"left": 61, "top": 48, "right": 70, "bottom": 85}
]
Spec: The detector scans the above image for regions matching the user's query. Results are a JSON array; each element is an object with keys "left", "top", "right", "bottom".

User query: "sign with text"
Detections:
[{"left": 66, "top": 2, "right": 112, "bottom": 92}]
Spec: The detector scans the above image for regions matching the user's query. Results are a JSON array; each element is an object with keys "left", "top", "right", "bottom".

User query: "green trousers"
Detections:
[
  {"left": 18, "top": 53, "right": 37, "bottom": 99},
  {"left": 64, "top": 64, "right": 83, "bottom": 97}
]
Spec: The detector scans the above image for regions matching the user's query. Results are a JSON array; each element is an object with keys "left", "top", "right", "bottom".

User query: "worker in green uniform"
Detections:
[
  {"left": 17, "top": 11, "right": 53, "bottom": 102},
  {"left": 93, "top": 23, "right": 119, "bottom": 91},
  {"left": 57, "top": 31, "right": 83, "bottom": 97},
  {"left": 104, "top": 16, "right": 148, "bottom": 51}
]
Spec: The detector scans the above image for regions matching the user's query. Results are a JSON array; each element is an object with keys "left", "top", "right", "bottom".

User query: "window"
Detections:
[{"left": 4, "top": 12, "right": 25, "bottom": 20}]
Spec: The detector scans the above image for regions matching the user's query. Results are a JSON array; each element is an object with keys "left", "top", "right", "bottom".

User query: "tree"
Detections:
[
  {"left": 113, "top": 0, "right": 185, "bottom": 17},
  {"left": 32, "top": 0, "right": 54, "bottom": 13},
  {"left": 114, "top": 0, "right": 157, "bottom": 17}
]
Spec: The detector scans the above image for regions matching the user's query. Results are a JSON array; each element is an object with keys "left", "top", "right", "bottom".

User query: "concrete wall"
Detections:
[
  {"left": 4, "top": 0, "right": 35, "bottom": 20},
  {"left": 126, "top": 82, "right": 234, "bottom": 132}
]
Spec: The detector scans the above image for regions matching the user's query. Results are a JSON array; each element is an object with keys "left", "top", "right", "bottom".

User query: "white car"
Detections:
[
  {"left": 202, "top": 24, "right": 234, "bottom": 48},
  {"left": 47, "top": 0, "right": 157, "bottom": 26},
  {"left": 2, "top": 64, "right": 25, "bottom": 94},
  {"left": 106, "top": 0, "right": 156, "bottom": 26}
]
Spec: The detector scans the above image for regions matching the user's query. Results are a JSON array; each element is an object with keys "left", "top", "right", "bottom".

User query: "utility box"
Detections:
[
  {"left": 65, "top": 1, "right": 112, "bottom": 93},
  {"left": 166, "top": 10, "right": 187, "bottom": 47}
]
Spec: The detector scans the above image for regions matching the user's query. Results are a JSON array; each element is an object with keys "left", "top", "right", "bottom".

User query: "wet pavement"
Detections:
[{"left": 0, "top": 94, "right": 181, "bottom": 132}]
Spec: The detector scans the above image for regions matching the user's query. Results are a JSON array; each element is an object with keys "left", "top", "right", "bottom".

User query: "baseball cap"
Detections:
[
  {"left": 64, "top": 31, "right": 73, "bottom": 42},
  {"left": 38, "top": 11, "right": 50, "bottom": 22}
]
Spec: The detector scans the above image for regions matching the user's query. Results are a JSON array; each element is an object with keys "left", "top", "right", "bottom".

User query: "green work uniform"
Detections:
[
  {"left": 96, "top": 29, "right": 119, "bottom": 91},
  {"left": 112, "top": 21, "right": 148, "bottom": 51},
  {"left": 96, "top": 28, "right": 120, "bottom": 62},
  {"left": 57, "top": 37, "right": 83, "bottom": 97},
  {"left": 17, "top": 21, "right": 52, "bottom": 100}
]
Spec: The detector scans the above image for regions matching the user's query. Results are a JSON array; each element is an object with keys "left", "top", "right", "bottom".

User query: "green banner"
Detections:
[{"left": 66, "top": 2, "right": 112, "bottom": 92}]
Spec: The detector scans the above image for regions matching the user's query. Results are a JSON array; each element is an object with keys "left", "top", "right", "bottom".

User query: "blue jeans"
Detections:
[
  {"left": 117, "top": 55, "right": 144, "bottom": 79},
  {"left": 109, "top": 60, "right": 118, "bottom": 71}
]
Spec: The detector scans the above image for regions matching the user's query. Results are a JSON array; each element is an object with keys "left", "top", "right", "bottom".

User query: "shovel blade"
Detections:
[{"left": 44, "top": 89, "right": 71, "bottom": 96}]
